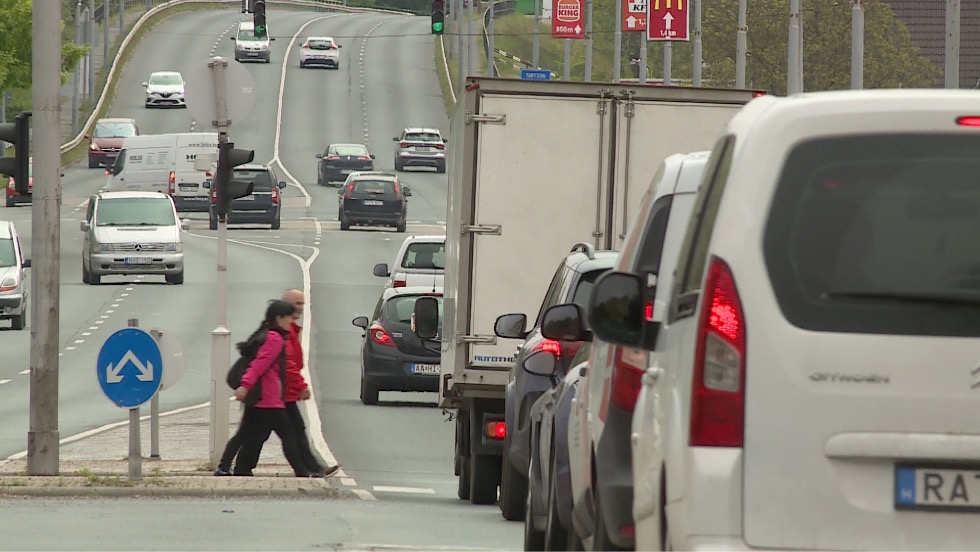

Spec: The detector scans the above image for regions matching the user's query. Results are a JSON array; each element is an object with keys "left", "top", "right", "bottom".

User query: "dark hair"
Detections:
[{"left": 263, "top": 300, "right": 296, "bottom": 327}]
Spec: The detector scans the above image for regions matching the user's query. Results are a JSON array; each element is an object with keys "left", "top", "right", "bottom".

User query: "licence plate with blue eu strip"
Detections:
[
  {"left": 411, "top": 364, "right": 439, "bottom": 375},
  {"left": 895, "top": 464, "right": 980, "bottom": 511}
]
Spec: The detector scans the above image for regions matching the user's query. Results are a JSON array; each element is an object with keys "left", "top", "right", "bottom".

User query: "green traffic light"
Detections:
[
  {"left": 256, "top": 25, "right": 266, "bottom": 35},
  {"left": 433, "top": 22, "right": 443, "bottom": 32}
]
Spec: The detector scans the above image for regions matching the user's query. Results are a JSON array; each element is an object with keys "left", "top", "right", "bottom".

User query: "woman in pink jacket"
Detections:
[{"left": 232, "top": 300, "right": 317, "bottom": 477}]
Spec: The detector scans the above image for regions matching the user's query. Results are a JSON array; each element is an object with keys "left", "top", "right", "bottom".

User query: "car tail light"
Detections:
[
  {"left": 168, "top": 171, "right": 176, "bottom": 194},
  {"left": 211, "top": 188, "right": 217, "bottom": 204},
  {"left": 357, "top": 155, "right": 372, "bottom": 160},
  {"left": 532, "top": 338, "right": 561, "bottom": 357},
  {"left": 392, "top": 180, "right": 403, "bottom": 200},
  {"left": 956, "top": 116, "right": 980, "bottom": 127},
  {"left": 344, "top": 182, "right": 354, "bottom": 199},
  {"left": 644, "top": 301, "right": 654, "bottom": 321},
  {"left": 326, "top": 154, "right": 340, "bottom": 161},
  {"left": 392, "top": 278, "right": 406, "bottom": 288},
  {"left": 271, "top": 186, "right": 279, "bottom": 202},
  {"left": 399, "top": 141, "right": 409, "bottom": 148},
  {"left": 608, "top": 345, "right": 649, "bottom": 413},
  {"left": 369, "top": 324, "right": 396, "bottom": 347},
  {"left": 485, "top": 421, "right": 506, "bottom": 440},
  {"left": 690, "top": 256, "right": 746, "bottom": 448},
  {"left": 435, "top": 143, "right": 445, "bottom": 150},
  {"left": 752, "top": 91, "right": 766, "bottom": 97}
]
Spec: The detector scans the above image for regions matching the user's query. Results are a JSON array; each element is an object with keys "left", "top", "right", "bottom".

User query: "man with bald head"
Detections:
[{"left": 281, "top": 288, "right": 340, "bottom": 477}]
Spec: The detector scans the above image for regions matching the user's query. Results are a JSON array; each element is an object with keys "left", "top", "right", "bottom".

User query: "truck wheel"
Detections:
[
  {"left": 469, "top": 453, "right": 500, "bottom": 505},
  {"left": 458, "top": 453, "right": 471, "bottom": 500},
  {"left": 360, "top": 377, "right": 379, "bottom": 405},
  {"left": 82, "top": 263, "right": 90, "bottom": 284},
  {"left": 500, "top": 435, "right": 528, "bottom": 520}
]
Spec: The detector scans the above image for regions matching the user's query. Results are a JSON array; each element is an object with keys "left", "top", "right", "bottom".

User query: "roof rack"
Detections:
[{"left": 569, "top": 242, "right": 596, "bottom": 260}]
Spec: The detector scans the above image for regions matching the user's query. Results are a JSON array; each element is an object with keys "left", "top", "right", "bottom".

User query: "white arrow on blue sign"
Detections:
[{"left": 97, "top": 328, "right": 163, "bottom": 408}]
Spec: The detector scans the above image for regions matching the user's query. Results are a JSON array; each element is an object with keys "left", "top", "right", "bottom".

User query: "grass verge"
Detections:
[
  {"left": 60, "top": 2, "right": 235, "bottom": 168},
  {"left": 434, "top": 36, "right": 456, "bottom": 117}
]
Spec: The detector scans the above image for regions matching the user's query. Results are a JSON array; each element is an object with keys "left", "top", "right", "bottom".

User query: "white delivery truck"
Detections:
[
  {"left": 420, "top": 77, "right": 761, "bottom": 504},
  {"left": 105, "top": 132, "right": 219, "bottom": 212}
]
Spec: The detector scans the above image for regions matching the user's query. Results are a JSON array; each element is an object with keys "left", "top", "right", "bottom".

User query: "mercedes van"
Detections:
[{"left": 232, "top": 21, "right": 273, "bottom": 63}]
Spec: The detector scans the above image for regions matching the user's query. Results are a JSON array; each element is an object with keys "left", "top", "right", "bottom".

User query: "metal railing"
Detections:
[{"left": 482, "top": 0, "right": 514, "bottom": 77}]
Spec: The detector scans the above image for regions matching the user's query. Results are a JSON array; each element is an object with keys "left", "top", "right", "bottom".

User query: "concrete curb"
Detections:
[{"left": 0, "top": 484, "right": 359, "bottom": 499}]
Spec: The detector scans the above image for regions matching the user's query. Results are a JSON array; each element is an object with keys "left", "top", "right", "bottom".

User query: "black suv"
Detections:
[
  {"left": 208, "top": 163, "right": 287, "bottom": 230},
  {"left": 493, "top": 242, "right": 618, "bottom": 521},
  {"left": 337, "top": 172, "right": 412, "bottom": 232}
]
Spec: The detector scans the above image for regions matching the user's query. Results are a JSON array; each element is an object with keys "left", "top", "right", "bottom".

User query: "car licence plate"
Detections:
[
  {"left": 238, "top": 195, "right": 255, "bottom": 200},
  {"left": 363, "top": 200, "right": 383, "bottom": 206},
  {"left": 341, "top": 169, "right": 352, "bottom": 174},
  {"left": 414, "top": 146, "right": 431, "bottom": 151},
  {"left": 178, "top": 184, "right": 196, "bottom": 191},
  {"left": 124, "top": 257, "right": 152, "bottom": 265},
  {"left": 895, "top": 464, "right": 980, "bottom": 511},
  {"left": 411, "top": 364, "right": 440, "bottom": 375}
]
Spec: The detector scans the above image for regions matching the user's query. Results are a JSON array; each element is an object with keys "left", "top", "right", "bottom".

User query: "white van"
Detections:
[
  {"left": 232, "top": 21, "right": 273, "bottom": 63},
  {"left": 106, "top": 132, "right": 219, "bottom": 212}
]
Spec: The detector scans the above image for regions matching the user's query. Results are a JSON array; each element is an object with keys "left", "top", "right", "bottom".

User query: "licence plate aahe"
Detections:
[
  {"left": 412, "top": 364, "right": 440, "bottom": 375},
  {"left": 896, "top": 464, "right": 980, "bottom": 511}
]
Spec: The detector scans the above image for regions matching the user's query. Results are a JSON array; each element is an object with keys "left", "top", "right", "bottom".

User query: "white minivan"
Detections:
[
  {"left": 105, "top": 132, "right": 219, "bottom": 212},
  {"left": 587, "top": 89, "right": 980, "bottom": 550}
]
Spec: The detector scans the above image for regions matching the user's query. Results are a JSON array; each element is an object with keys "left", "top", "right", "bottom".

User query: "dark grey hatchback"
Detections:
[
  {"left": 353, "top": 287, "right": 442, "bottom": 405},
  {"left": 208, "top": 164, "right": 286, "bottom": 230},
  {"left": 338, "top": 172, "right": 411, "bottom": 232}
]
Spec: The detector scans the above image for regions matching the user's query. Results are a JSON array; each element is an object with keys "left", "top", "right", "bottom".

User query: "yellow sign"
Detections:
[{"left": 652, "top": 0, "right": 683, "bottom": 9}]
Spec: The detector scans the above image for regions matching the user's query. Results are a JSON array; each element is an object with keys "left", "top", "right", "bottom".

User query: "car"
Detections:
[
  {"left": 392, "top": 128, "right": 447, "bottom": 173},
  {"left": 80, "top": 191, "right": 190, "bottom": 285},
  {"left": 142, "top": 71, "right": 186, "bottom": 108},
  {"left": 232, "top": 21, "right": 273, "bottom": 63},
  {"left": 86, "top": 118, "right": 139, "bottom": 169},
  {"left": 316, "top": 143, "right": 375, "bottom": 185},
  {"left": 0, "top": 220, "right": 30, "bottom": 330},
  {"left": 352, "top": 286, "right": 443, "bottom": 405},
  {"left": 337, "top": 172, "right": 412, "bottom": 232},
  {"left": 585, "top": 90, "right": 980, "bottom": 550},
  {"left": 372, "top": 235, "right": 446, "bottom": 290},
  {"left": 493, "top": 242, "right": 617, "bottom": 523},
  {"left": 207, "top": 163, "right": 287, "bottom": 230},
  {"left": 299, "top": 36, "right": 341, "bottom": 68}
]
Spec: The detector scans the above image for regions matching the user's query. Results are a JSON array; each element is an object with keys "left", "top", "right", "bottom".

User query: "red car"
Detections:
[{"left": 5, "top": 158, "right": 31, "bottom": 208}]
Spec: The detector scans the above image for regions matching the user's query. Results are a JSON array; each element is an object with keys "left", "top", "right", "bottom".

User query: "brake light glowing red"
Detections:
[
  {"left": 956, "top": 116, "right": 980, "bottom": 127},
  {"left": 392, "top": 279, "right": 406, "bottom": 288},
  {"left": 644, "top": 301, "right": 654, "bottom": 321},
  {"left": 608, "top": 346, "right": 649, "bottom": 413},
  {"left": 690, "top": 256, "right": 746, "bottom": 448},
  {"left": 168, "top": 171, "right": 176, "bottom": 194},
  {"left": 485, "top": 421, "right": 506, "bottom": 440},
  {"left": 344, "top": 183, "right": 354, "bottom": 199},
  {"left": 399, "top": 142, "right": 409, "bottom": 148},
  {"left": 533, "top": 338, "right": 561, "bottom": 357},
  {"left": 369, "top": 324, "right": 396, "bottom": 347},
  {"left": 752, "top": 91, "right": 766, "bottom": 97}
]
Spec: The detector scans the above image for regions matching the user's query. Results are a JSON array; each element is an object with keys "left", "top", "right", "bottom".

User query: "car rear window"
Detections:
[
  {"left": 353, "top": 180, "right": 394, "bottom": 195},
  {"left": 764, "top": 134, "right": 980, "bottom": 337},
  {"left": 570, "top": 269, "right": 604, "bottom": 313},
  {"left": 233, "top": 169, "right": 271, "bottom": 191},
  {"left": 386, "top": 295, "right": 444, "bottom": 323},
  {"left": 96, "top": 198, "right": 176, "bottom": 227},
  {"left": 306, "top": 39, "right": 333, "bottom": 50},
  {"left": 333, "top": 145, "right": 367, "bottom": 156},
  {"left": 405, "top": 133, "right": 441, "bottom": 142},
  {"left": 401, "top": 242, "right": 446, "bottom": 270}
]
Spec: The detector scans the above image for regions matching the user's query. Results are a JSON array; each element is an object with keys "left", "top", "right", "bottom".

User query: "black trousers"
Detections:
[
  {"left": 219, "top": 402, "right": 325, "bottom": 474},
  {"left": 232, "top": 406, "right": 309, "bottom": 476}
]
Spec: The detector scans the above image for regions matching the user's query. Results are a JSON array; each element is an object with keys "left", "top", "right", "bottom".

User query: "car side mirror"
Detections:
[
  {"left": 80, "top": 220, "right": 91, "bottom": 232},
  {"left": 443, "top": 138, "right": 448, "bottom": 143},
  {"left": 352, "top": 316, "right": 369, "bottom": 329},
  {"left": 338, "top": 44, "right": 343, "bottom": 48},
  {"left": 392, "top": 137, "right": 399, "bottom": 141},
  {"left": 21, "top": 258, "right": 31, "bottom": 268},
  {"left": 540, "top": 303, "right": 591, "bottom": 342},
  {"left": 403, "top": 186, "right": 412, "bottom": 197},
  {"left": 373, "top": 263, "right": 390, "bottom": 277},
  {"left": 180, "top": 218, "right": 191, "bottom": 231},
  {"left": 413, "top": 296, "right": 440, "bottom": 339},
  {"left": 494, "top": 313, "right": 527, "bottom": 339},
  {"left": 587, "top": 271, "right": 655, "bottom": 349},
  {"left": 337, "top": 188, "right": 344, "bottom": 195},
  {"left": 523, "top": 350, "right": 557, "bottom": 377},
  {"left": 315, "top": 153, "right": 323, "bottom": 159},
  {"left": 278, "top": 181, "right": 287, "bottom": 189},
  {"left": 270, "top": 37, "right": 276, "bottom": 41},
  {"left": 60, "top": 173, "right": 65, "bottom": 178},
  {"left": 141, "top": 81, "right": 148, "bottom": 87},
  {"left": 369, "top": 154, "right": 376, "bottom": 159},
  {"left": 229, "top": 36, "right": 235, "bottom": 40}
]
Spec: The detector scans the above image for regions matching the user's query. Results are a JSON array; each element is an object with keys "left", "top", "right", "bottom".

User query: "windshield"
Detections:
[
  {"left": 95, "top": 198, "right": 176, "bottom": 227},
  {"left": 764, "top": 133, "right": 980, "bottom": 337},
  {"left": 333, "top": 145, "right": 368, "bottom": 156},
  {"left": 0, "top": 238, "right": 15, "bottom": 267},
  {"left": 149, "top": 73, "right": 182, "bottom": 85},
  {"left": 405, "top": 132, "right": 442, "bottom": 143},
  {"left": 306, "top": 39, "right": 333, "bottom": 50},
  {"left": 94, "top": 122, "right": 136, "bottom": 138},
  {"left": 401, "top": 242, "right": 445, "bottom": 270},
  {"left": 238, "top": 30, "right": 262, "bottom": 41},
  {"left": 232, "top": 169, "right": 271, "bottom": 191},
  {"left": 387, "top": 295, "right": 444, "bottom": 324}
]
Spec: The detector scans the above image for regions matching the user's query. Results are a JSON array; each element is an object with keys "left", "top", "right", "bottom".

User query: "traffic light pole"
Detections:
[{"left": 208, "top": 57, "right": 232, "bottom": 468}]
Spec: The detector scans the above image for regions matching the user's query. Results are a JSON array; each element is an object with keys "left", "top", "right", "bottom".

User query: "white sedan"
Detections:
[{"left": 298, "top": 36, "right": 341, "bottom": 69}]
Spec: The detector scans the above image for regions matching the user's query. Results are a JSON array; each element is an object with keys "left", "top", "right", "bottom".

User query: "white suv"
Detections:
[
  {"left": 373, "top": 235, "right": 445, "bottom": 291},
  {"left": 588, "top": 89, "right": 980, "bottom": 550}
]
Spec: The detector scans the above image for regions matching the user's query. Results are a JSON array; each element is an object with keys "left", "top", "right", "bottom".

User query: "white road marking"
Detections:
[
  {"left": 18, "top": 370, "right": 29, "bottom": 375},
  {"left": 340, "top": 477, "right": 357, "bottom": 486},
  {"left": 88, "top": 326, "right": 99, "bottom": 331},
  {"left": 81, "top": 332, "right": 91, "bottom": 336},
  {"left": 73, "top": 340, "right": 84, "bottom": 344},
  {"left": 120, "top": 293, "right": 129, "bottom": 297},
  {"left": 372, "top": 486, "right": 436, "bottom": 494},
  {"left": 0, "top": 380, "right": 11, "bottom": 386},
  {"left": 94, "top": 320, "right": 103, "bottom": 325},
  {"left": 353, "top": 489, "right": 377, "bottom": 501},
  {"left": 105, "top": 309, "right": 114, "bottom": 314},
  {"left": 99, "top": 314, "right": 109, "bottom": 319},
  {"left": 110, "top": 303, "right": 119, "bottom": 308}
]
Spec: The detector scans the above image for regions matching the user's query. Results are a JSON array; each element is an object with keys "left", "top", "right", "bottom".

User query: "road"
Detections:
[{"left": 0, "top": 5, "right": 519, "bottom": 549}]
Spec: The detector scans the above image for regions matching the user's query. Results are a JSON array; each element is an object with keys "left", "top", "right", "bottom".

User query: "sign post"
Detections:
[
  {"left": 623, "top": 0, "right": 646, "bottom": 32},
  {"left": 551, "top": 0, "right": 584, "bottom": 39},
  {"left": 647, "top": 0, "right": 690, "bottom": 41},
  {"left": 97, "top": 320, "right": 163, "bottom": 481}
]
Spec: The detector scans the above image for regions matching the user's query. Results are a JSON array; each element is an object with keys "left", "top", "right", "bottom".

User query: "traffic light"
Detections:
[
  {"left": 253, "top": 0, "right": 267, "bottom": 38},
  {"left": 0, "top": 112, "right": 31, "bottom": 195},
  {"left": 431, "top": 0, "right": 444, "bottom": 34},
  {"left": 214, "top": 141, "right": 254, "bottom": 218}
]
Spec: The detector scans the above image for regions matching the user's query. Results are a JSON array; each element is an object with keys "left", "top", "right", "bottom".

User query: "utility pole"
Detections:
[
  {"left": 456, "top": 0, "right": 463, "bottom": 86},
  {"left": 735, "top": 0, "right": 747, "bottom": 89},
  {"left": 28, "top": 0, "right": 62, "bottom": 477},
  {"left": 638, "top": 36, "right": 647, "bottom": 84},
  {"left": 787, "top": 0, "right": 803, "bottom": 94},
  {"left": 118, "top": 0, "right": 124, "bottom": 37},
  {"left": 663, "top": 42, "right": 672, "bottom": 86},
  {"left": 532, "top": 0, "right": 540, "bottom": 68},
  {"left": 73, "top": 1, "right": 82, "bottom": 135},
  {"left": 613, "top": 0, "right": 622, "bottom": 82},
  {"left": 487, "top": 1, "right": 495, "bottom": 76},
  {"left": 103, "top": 0, "right": 110, "bottom": 67},
  {"left": 584, "top": 0, "right": 593, "bottom": 81},
  {"left": 89, "top": 0, "right": 97, "bottom": 101},
  {"left": 0, "top": 93, "right": 6, "bottom": 156},
  {"left": 563, "top": 39, "right": 571, "bottom": 81},
  {"left": 851, "top": 0, "right": 864, "bottom": 89},
  {"left": 945, "top": 0, "right": 960, "bottom": 88},
  {"left": 466, "top": 0, "right": 475, "bottom": 77},
  {"left": 692, "top": 0, "right": 702, "bottom": 86}
]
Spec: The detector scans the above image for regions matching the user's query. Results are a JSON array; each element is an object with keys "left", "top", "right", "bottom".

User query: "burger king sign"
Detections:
[{"left": 551, "top": 0, "right": 584, "bottom": 39}]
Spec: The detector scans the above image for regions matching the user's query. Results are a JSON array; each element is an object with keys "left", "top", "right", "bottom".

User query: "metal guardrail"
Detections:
[
  {"left": 482, "top": 0, "right": 514, "bottom": 77},
  {"left": 60, "top": 0, "right": 412, "bottom": 158}
]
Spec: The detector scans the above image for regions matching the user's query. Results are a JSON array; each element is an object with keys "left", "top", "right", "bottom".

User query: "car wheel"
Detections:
[
  {"left": 394, "top": 161, "right": 402, "bottom": 172},
  {"left": 88, "top": 156, "right": 100, "bottom": 169},
  {"left": 209, "top": 212, "right": 218, "bottom": 230},
  {"left": 11, "top": 308, "right": 25, "bottom": 331},
  {"left": 299, "top": 61, "right": 305, "bottom": 68},
  {"left": 316, "top": 174, "right": 323, "bottom": 186},
  {"left": 360, "top": 377, "right": 379, "bottom": 405},
  {"left": 82, "top": 263, "right": 90, "bottom": 284},
  {"left": 396, "top": 220, "right": 406, "bottom": 233},
  {"left": 339, "top": 211, "right": 350, "bottom": 231},
  {"left": 90, "top": 272, "right": 101, "bottom": 285},
  {"left": 271, "top": 216, "right": 281, "bottom": 230},
  {"left": 166, "top": 271, "right": 184, "bottom": 285}
]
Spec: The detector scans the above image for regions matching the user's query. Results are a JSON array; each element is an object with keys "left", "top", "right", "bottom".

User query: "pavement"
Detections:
[{"left": 0, "top": 398, "right": 358, "bottom": 500}]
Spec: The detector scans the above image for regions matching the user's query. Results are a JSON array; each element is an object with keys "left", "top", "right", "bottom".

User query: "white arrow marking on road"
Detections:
[
  {"left": 663, "top": 11, "right": 674, "bottom": 30},
  {"left": 106, "top": 350, "right": 154, "bottom": 384},
  {"left": 627, "top": 15, "right": 637, "bottom": 28}
]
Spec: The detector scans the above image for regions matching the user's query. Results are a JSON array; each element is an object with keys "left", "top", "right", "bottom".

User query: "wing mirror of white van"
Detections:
[
  {"left": 141, "top": 81, "right": 148, "bottom": 87},
  {"left": 21, "top": 258, "right": 31, "bottom": 269},
  {"left": 278, "top": 181, "right": 287, "bottom": 189},
  {"left": 180, "top": 218, "right": 191, "bottom": 231},
  {"left": 80, "top": 220, "right": 91, "bottom": 232},
  {"left": 270, "top": 37, "right": 276, "bottom": 41},
  {"left": 229, "top": 36, "right": 236, "bottom": 40}
]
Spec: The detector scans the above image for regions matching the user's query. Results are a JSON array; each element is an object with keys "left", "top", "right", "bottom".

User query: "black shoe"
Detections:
[
  {"left": 318, "top": 464, "right": 341, "bottom": 478},
  {"left": 214, "top": 468, "right": 232, "bottom": 476}
]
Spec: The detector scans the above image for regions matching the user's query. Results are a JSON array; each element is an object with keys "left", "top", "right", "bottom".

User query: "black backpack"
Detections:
[{"left": 226, "top": 327, "right": 287, "bottom": 405}]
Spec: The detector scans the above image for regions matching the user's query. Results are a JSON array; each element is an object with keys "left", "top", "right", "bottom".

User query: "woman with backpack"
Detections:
[{"left": 223, "top": 300, "right": 318, "bottom": 477}]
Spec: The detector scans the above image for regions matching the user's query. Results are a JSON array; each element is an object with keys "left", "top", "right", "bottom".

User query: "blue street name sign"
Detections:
[
  {"left": 97, "top": 328, "right": 163, "bottom": 408},
  {"left": 520, "top": 69, "right": 552, "bottom": 81}
]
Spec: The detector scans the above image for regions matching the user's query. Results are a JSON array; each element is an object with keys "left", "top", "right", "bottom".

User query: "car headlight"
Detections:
[
  {"left": 89, "top": 143, "right": 99, "bottom": 150},
  {"left": 163, "top": 243, "right": 181, "bottom": 252},
  {"left": 94, "top": 242, "right": 112, "bottom": 252},
  {"left": 0, "top": 277, "right": 17, "bottom": 292}
]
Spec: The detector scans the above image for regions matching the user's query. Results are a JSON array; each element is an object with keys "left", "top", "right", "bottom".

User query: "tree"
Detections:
[{"left": 0, "top": 0, "right": 89, "bottom": 92}]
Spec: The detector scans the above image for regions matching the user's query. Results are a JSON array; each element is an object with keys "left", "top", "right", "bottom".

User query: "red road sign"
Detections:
[
  {"left": 623, "top": 0, "right": 646, "bottom": 33},
  {"left": 646, "top": 0, "right": 689, "bottom": 41},
  {"left": 551, "top": 0, "right": 584, "bottom": 39}
]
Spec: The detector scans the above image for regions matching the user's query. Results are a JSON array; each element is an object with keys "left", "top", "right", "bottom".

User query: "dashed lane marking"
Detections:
[
  {"left": 18, "top": 370, "right": 28, "bottom": 375},
  {"left": 0, "top": 380, "right": 11, "bottom": 386},
  {"left": 372, "top": 486, "right": 436, "bottom": 495}
]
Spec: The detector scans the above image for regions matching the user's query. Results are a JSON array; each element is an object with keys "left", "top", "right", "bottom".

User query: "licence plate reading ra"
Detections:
[{"left": 895, "top": 464, "right": 980, "bottom": 511}]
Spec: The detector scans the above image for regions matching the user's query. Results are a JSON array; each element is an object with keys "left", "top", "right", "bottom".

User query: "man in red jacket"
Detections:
[{"left": 282, "top": 288, "right": 341, "bottom": 477}]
